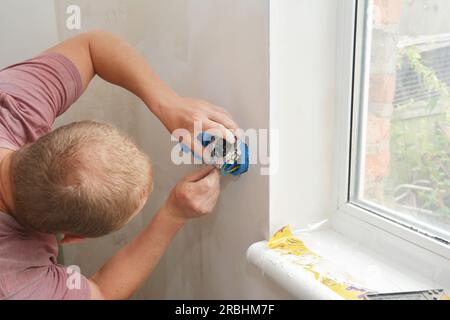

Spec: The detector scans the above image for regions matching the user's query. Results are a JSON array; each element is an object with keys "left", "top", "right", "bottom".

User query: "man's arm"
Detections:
[
  {"left": 88, "top": 204, "right": 184, "bottom": 300},
  {"left": 88, "top": 166, "right": 220, "bottom": 300},
  {"left": 46, "top": 30, "right": 239, "bottom": 154}
]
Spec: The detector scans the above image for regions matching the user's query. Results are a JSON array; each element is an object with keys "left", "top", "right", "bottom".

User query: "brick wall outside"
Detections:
[{"left": 364, "top": 0, "right": 402, "bottom": 202}]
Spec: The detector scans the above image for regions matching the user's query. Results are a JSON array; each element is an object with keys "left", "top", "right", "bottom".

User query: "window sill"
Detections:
[{"left": 247, "top": 228, "right": 449, "bottom": 300}]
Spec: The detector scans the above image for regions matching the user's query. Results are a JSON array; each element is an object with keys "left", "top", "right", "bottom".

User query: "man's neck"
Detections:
[{"left": 0, "top": 149, "right": 15, "bottom": 214}]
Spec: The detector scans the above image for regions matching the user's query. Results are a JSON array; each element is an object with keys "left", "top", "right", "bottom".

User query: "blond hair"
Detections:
[{"left": 11, "top": 120, "right": 152, "bottom": 237}]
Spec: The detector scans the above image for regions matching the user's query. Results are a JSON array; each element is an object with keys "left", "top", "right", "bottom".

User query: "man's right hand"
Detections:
[{"left": 164, "top": 166, "right": 221, "bottom": 224}]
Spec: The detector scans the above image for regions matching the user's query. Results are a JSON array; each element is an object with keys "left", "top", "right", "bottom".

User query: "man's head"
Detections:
[{"left": 10, "top": 120, "right": 152, "bottom": 239}]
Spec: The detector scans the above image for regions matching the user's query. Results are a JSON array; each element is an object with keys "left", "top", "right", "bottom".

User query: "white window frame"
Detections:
[{"left": 332, "top": 0, "right": 450, "bottom": 261}]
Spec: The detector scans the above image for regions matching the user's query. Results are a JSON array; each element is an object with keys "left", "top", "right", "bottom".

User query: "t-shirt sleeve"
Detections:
[
  {"left": 6, "top": 264, "right": 91, "bottom": 300},
  {"left": 45, "top": 264, "right": 91, "bottom": 300},
  {"left": 0, "top": 52, "right": 82, "bottom": 150}
]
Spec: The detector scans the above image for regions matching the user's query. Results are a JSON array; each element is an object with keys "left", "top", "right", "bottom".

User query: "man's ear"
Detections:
[{"left": 60, "top": 234, "right": 85, "bottom": 245}]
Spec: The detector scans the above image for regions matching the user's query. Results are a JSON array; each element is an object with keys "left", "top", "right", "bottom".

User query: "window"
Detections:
[{"left": 351, "top": 0, "right": 450, "bottom": 243}]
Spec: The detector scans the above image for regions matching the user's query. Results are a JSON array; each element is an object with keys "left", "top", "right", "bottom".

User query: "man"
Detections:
[{"left": 0, "top": 30, "right": 239, "bottom": 299}]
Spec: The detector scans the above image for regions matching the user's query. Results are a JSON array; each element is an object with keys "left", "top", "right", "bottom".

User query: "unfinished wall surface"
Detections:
[
  {"left": 0, "top": 0, "right": 58, "bottom": 67},
  {"left": 50, "top": 0, "right": 290, "bottom": 299}
]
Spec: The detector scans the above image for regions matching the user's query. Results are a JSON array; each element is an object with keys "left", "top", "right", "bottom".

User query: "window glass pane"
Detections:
[{"left": 355, "top": 0, "right": 450, "bottom": 241}]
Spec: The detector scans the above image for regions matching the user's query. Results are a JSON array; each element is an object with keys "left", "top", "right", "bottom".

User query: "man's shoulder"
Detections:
[{"left": 0, "top": 216, "right": 89, "bottom": 300}]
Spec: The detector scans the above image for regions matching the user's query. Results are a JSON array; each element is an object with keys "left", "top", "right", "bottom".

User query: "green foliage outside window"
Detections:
[{"left": 387, "top": 46, "right": 450, "bottom": 217}]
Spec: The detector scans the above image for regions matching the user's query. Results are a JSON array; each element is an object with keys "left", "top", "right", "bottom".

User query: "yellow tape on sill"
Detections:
[{"left": 268, "top": 225, "right": 374, "bottom": 300}]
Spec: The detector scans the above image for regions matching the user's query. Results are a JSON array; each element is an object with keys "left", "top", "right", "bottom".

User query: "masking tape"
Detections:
[{"left": 268, "top": 226, "right": 375, "bottom": 300}]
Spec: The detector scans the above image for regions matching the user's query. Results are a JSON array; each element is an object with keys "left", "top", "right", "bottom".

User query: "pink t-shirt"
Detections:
[{"left": 0, "top": 53, "right": 91, "bottom": 299}]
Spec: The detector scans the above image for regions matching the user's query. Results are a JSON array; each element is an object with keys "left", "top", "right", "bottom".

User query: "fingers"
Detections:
[
  {"left": 204, "top": 120, "right": 236, "bottom": 144},
  {"left": 205, "top": 106, "right": 241, "bottom": 143},
  {"left": 199, "top": 101, "right": 232, "bottom": 117},
  {"left": 173, "top": 98, "right": 243, "bottom": 161},
  {"left": 199, "top": 167, "right": 220, "bottom": 187},
  {"left": 194, "top": 169, "right": 220, "bottom": 211},
  {"left": 201, "top": 102, "right": 240, "bottom": 143},
  {"left": 207, "top": 104, "right": 231, "bottom": 116},
  {"left": 168, "top": 166, "right": 221, "bottom": 220},
  {"left": 185, "top": 165, "right": 216, "bottom": 182},
  {"left": 208, "top": 111, "right": 239, "bottom": 131}
]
